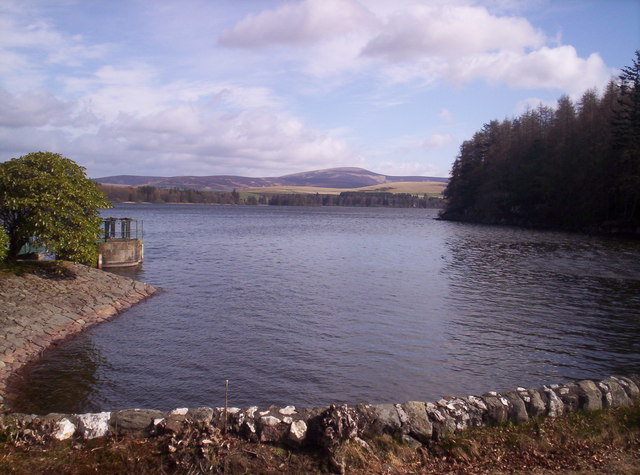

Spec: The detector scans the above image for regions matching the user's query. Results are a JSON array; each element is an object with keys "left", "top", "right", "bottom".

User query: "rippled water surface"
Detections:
[{"left": 11, "top": 204, "right": 640, "bottom": 413}]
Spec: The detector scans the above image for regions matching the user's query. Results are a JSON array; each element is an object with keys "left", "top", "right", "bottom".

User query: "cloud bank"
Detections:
[{"left": 0, "top": 0, "right": 620, "bottom": 178}]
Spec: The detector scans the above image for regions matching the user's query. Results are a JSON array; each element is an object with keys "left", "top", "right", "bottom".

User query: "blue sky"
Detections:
[{"left": 1, "top": 0, "right": 638, "bottom": 178}]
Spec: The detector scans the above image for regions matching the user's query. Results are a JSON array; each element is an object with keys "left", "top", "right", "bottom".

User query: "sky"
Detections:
[{"left": 0, "top": 1, "right": 638, "bottom": 179}]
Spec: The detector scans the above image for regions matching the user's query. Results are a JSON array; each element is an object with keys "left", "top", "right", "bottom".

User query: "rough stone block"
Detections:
[
  {"left": 186, "top": 407, "right": 215, "bottom": 424},
  {"left": 355, "top": 403, "right": 401, "bottom": 437},
  {"left": 576, "top": 380, "right": 603, "bottom": 411},
  {"left": 110, "top": 409, "right": 166, "bottom": 437},
  {"left": 53, "top": 418, "right": 76, "bottom": 440},
  {"left": 552, "top": 383, "right": 581, "bottom": 413},
  {"left": 479, "top": 394, "right": 509, "bottom": 425},
  {"left": 517, "top": 388, "right": 547, "bottom": 418},
  {"left": 77, "top": 412, "right": 111, "bottom": 439},
  {"left": 399, "top": 401, "right": 432, "bottom": 443},
  {"left": 287, "top": 419, "right": 308, "bottom": 447},
  {"left": 612, "top": 376, "right": 640, "bottom": 399},
  {"left": 541, "top": 387, "right": 564, "bottom": 417},
  {"left": 502, "top": 391, "right": 529, "bottom": 423},
  {"left": 598, "top": 378, "right": 631, "bottom": 408},
  {"left": 424, "top": 402, "right": 456, "bottom": 440}
]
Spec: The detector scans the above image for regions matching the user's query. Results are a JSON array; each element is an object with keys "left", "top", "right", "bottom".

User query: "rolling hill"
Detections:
[{"left": 94, "top": 167, "right": 448, "bottom": 192}]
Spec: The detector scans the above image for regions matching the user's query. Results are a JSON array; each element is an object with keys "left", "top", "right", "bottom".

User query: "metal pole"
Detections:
[{"left": 224, "top": 379, "right": 229, "bottom": 434}]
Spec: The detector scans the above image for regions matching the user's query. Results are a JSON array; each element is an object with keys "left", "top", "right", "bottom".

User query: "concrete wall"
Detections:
[{"left": 98, "top": 239, "right": 143, "bottom": 268}]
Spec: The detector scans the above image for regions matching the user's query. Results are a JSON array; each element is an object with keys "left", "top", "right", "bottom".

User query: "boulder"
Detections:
[
  {"left": 186, "top": 407, "right": 215, "bottom": 424},
  {"left": 398, "top": 401, "right": 432, "bottom": 443},
  {"left": 355, "top": 403, "right": 401, "bottom": 437},
  {"left": 316, "top": 405, "right": 359, "bottom": 450},
  {"left": 516, "top": 388, "right": 547, "bottom": 418},
  {"left": 53, "top": 418, "right": 76, "bottom": 440},
  {"left": 576, "top": 380, "right": 603, "bottom": 411},
  {"left": 626, "top": 374, "right": 640, "bottom": 389},
  {"left": 110, "top": 409, "right": 166, "bottom": 437},
  {"left": 479, "top": 393, "right": 509, "bottom": 425},
  {"left": 541, "top": 387, "right": 564, "bottom": 417},
  {"left": 598, "top": 378, "right": 631, "bottom": 408},
  {"left": 287, "top": 419, "right": 308, "bottom": 447},
  {"left": 425, "top": 402, "right": 456, "bottom": 440},
  {"left": 552, "top": 384, "right": 582, "bottom": 413},
  {"left": 612, "top": 376, "right": 640, "bottom": 399},
  {"left": 436, "top": 397, "right": 479, "bottom": 430},
  {"left": 76, "top": 412, "right": 111, "bottom": 439},
  {"left": 501, "top": 391, "right": 528, "bottom": 423}
]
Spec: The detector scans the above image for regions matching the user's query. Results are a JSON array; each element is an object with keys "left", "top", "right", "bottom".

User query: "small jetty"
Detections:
[{"left": 98, "top": 217, "right": 144, "bottom": 268}]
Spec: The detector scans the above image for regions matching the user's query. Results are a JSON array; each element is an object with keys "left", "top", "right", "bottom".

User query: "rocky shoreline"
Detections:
[{"left": 0, "top": 261, "right": 157, "bottom": 409}]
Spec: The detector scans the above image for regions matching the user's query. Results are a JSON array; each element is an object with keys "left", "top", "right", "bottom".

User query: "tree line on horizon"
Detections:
[
  {"left": 441, "top": 51, "right": 640, "bottom": 233},
  {"left": 98, "top": 184, "right": 444, "bottom": 209}
]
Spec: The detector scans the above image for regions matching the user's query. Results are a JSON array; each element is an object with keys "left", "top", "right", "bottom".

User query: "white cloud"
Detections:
[
  {"left": 220, "top": 1, "right": 612, "bottom": 95},
  {"left": 362, "top": 4, "right": 545, "bottom": 60},
  {"left": 448, "top": 46, "right": 612, "bottom": 94},
  {"left": 439, "top": 108, "right": 454, "bottom": 122},
  {"left": 0, "top": 80, "right": 363, "bottom": 176},
  {"left": 219, "top": 0, "right": 378, "bottom": 48}
]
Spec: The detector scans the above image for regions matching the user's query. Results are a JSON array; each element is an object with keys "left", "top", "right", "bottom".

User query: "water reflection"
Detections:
[
  {"left": 443, "top": 224, "right": 640, "bottom": 392},
  {"left": 9, "top": 339, "right": 106, "bottom": 413}
]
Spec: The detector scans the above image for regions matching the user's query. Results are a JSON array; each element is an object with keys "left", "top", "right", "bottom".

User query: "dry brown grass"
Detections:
[{"left": 241, "top": 180, "right": 446, "bottom": 196}]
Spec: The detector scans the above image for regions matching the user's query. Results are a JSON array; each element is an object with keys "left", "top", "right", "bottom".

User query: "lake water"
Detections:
[{"left": 10, "top": 204, "right": 640, "bottom": 414}]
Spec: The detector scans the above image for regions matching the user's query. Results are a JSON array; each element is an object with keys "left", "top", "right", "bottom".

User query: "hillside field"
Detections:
[{"left": 242, "top": 180, "right": 446, "bottom": 196}]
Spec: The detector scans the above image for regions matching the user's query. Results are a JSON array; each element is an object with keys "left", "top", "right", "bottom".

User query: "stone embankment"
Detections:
[
  {"left": 3, "top": 375, "right": 639, "bottom": 455},
  {"left": 0, "top": 261, "right": 157, "bottom": 408}
]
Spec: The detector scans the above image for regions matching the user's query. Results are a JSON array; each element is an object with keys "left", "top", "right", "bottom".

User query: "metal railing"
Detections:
[{"left": 100, "top": 217, "right": 143, "bottom": 241}]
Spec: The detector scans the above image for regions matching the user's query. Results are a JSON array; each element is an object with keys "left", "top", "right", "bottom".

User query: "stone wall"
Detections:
[
  {"left": 3, "top": 374, "right": 638, "bottom": 451},
  {"left": 0, "top": 262, "right": 157, "bottom": 409}
]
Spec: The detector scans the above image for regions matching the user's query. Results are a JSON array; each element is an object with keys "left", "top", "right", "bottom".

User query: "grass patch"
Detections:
[{"left": 0, "top": 260, "right": 77, "bottom": 280}]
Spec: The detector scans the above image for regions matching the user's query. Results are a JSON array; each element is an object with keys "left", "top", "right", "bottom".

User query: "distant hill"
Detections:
[{"left": 94, "top": 167, "right": 448, "bottom": 192}]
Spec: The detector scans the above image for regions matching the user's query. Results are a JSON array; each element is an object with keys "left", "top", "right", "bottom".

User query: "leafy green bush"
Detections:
[
  {"left": 0, "top": 152, "right": 111, "bottom": 266},
  {"left": 0, "top": 227, "right": 8, "bottom": 263}
]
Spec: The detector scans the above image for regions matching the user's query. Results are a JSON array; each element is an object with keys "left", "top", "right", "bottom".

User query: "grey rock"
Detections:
[
  {"left": 399, "top": 401, "right": 432, "bottom": 443},
  {"left": 287, "top": 419, "right": 308, "bottom": 447},
  {"left": 502, "top": 391, "right": 529, "bottom": 423},
  {"left": 53, "top": 418, "right": 76, "bottom": 440},
  {"left": 425, "top": 402, "right": 456, "bottom": 440},
  {"left": 480, "top": 394, "right": 509, "bottom": 425},
  {"left": 437, "top": 397, "right": 478, "bottom": 430},
  {"left": 516, "top": 388, "right": 547, "bottom": 418},
  {"left": 355, "top": 403, "right": 401, "bottom": 437},
  {"left": 77, "top": 412, "right": 111, "bottom": 439},
  {"left": 110, "top": 409, "right": 166, "bottom": 437},
  {"left": 186, "top": 407, "right": 214, "bottom": 424},
  {"left": 598, "top": 377, "right": 631, "bottom": 408},
  {"left": 612, "top": 376, "right": 640, "bottom": 399},
  {"left": 576, "top": 380, "right": 603, "bottom": 411},
  {"left": 552, "top": 384, "right": 581, "bottom": 413},
  {"left": 627, "top": 374, "right": 640, "bottom": 389},
  {"left": 542, "top": 387, "right": 564, "bottom": 417}
]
